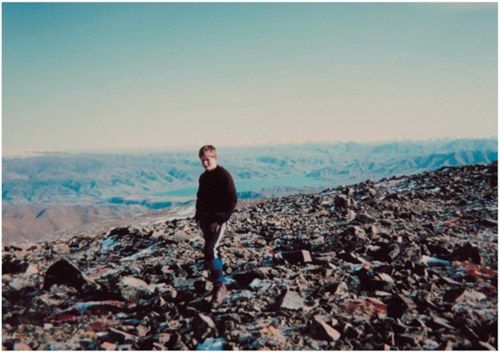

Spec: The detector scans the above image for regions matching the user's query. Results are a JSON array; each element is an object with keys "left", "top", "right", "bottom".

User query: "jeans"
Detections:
[{"left": 199, "top": 221, "right": 227, "bottom": 286}]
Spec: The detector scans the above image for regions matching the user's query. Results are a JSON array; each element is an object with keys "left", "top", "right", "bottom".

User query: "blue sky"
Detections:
[{"left": 3, "top": 3, "right": 497, "bottom": 154}]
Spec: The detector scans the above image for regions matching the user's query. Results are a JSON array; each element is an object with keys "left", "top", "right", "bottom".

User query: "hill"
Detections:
[
  {"left": 2, "top": 139, "right": 497, "bottom": 243},
  {"left": 2, "top": 161, "right": 497, "bottom": 350}
]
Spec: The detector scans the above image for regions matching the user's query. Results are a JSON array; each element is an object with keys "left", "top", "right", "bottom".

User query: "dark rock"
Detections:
[
  {"left": 2, "top": 255, "right": 29, "bottom": 275},
  {"left": 386, "top": 294, "right": 416, "bottom": 318},
  {"left": 367, "top": 225, "right": 378, "bottom": 236},
  {"left": 451, "top": 243, "right": 482, "bottom": 265},
  {"left": 444, "top": 288, "right": 486, "bottom": 303},
  {"left": 108, "top": 227, "right": 130, "bottom": 237},
  {"left": 108, "top": 327, "right": 138, "bottom": 344},
  {"left": 387, "top": 244, "right": 400, "bottom": 261},
  {"left": 357, "top": 269, "right": 395, "bottom": 292},
  {"left": 43, "top": 258, "right": 92, "bottom": 291},
  {"left": 339, "top": 251, "right": 368, "bottom": 265},
  {"left": 310, "top": 315, "right": 341, "bottom": 342},
  {"left": 357, "top": 212, "right": 376, "bottom": 224},
  {"left": 282, "top": 250, "right": 312, "bottom": 264},
  {"left": 193, "top": 313, "right": 218, "bottom": 339},
  {"left": 481, "top": 218, "right": 497, "bottom": 227},
  {"left": 334, "top": 194, "right": 349, "bottom": 208},
  {"left": 232, "top": 269, "right": 264, "bottom": 288},
  {"left": 194, "top": 279, "right": 209, "bottom": 293}
]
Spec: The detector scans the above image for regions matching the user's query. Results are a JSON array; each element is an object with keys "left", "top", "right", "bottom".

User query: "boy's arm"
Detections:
[
  {"left": 194, "top": 176, "right": 202, "bottom": 222},
  {"left": 226, "top": 172, "right": 237, "bottom": 213},
  {"left": 217, "top": 171, "right": 237, "bottom": 224}
]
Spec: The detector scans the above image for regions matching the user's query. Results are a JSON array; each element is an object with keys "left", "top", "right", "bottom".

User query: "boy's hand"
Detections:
[{"left": 209, "top": 222, "right": 221, "bottom": 232}]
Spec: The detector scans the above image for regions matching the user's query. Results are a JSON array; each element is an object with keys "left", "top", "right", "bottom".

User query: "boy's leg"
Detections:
[{"left": 201, "top": 222, "right": 227, "bottom": 287}]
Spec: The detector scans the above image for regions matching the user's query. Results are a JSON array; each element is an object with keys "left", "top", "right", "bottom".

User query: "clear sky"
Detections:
[{"left": 3, "top": 3, "right": 498, "bottom": 154}]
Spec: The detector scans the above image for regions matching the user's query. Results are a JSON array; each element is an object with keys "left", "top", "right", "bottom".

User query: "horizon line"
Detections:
[{"left": 2, "top": 135, "right": 498, "bottom": 158}]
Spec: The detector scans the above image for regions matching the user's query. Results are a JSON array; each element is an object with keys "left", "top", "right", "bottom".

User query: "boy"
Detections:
[{"left": 195, "top": 145, "right": 237, "bottom": 307}]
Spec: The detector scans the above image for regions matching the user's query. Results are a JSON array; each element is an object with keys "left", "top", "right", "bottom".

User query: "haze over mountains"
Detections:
[{"left": 2, "top": 138, "right": 497, "bottom": 243}]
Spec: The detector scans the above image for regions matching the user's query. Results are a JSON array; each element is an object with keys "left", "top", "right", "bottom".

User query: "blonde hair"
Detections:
[{"left": 199, "top": 145, "right": 218, "bottom": 159}]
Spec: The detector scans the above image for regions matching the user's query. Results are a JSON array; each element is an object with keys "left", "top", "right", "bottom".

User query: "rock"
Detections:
[
  {"left": 310, "top": 315, "right": 341, "bottom": 342},
  {"left": 107, "top": 227, "right": 126, "bottom": 237},
  {"left": 193, "top": 313, "right": 218, "bottom": 339},
  {"left": 155, "top": 333, "right": 171, "bottom": 346},
  {"left": 344, "top": 226, "right": 366, "bottom": 239},
  {"left": 481, "top": 218, "right": 497, "bottom": 227},
  {"left": 282, "top": 250, "right": 312, "bottom": 264},
  {"left": 334, "top": 282, "right": 349, "bottom": 297},
  {"left": 377, "top": 273, "right": 395, "bottom": 286},
  {"left": 451, "top": 243, "right": 482, "bottom": 265},
  {"left": 343, "top": 297, "right": 387, "bottom": 317},
  {"left": 7, "top": 277, "right": 37, "bottom": 293},
  {"left": 108, "top": 327, "right": 138, "bottom": 344},
  {"left": 2, "top": 255, "right": 29, "bottom": 274},
  {"left": 49, "top": 300, "right": 126, "bottom": 321},
  {"left": 24, "top": 264, "right": 39, "bottom": 276},
  {"left": 196, "top": 337, "right": 227, "bottom": 350},
  {"left": 430, "top": 313, "right": 454, "bottom": 330},
  {"left": 100, "top": 341, "right": 117, "bottom": 350},
  {"left": 387, "top": 244, "right": 400, "bottom": 260},
  {"left": 279, "top": 290, "right": 305, "bottom": 310},
  {"left": 13, "top": 342, "right": 31, "bottom": 350},
  {"left": 444, "top": 288, "right": 486, "bottom": 303},
  {"left": 357, "top": 212, "right": 376, "bottom": 224},
  {"left": 421, "top": 255, "right": 451, "bottom": 267},
  {"left": 118, "top": 277, "right": 154, "bottom": 301},
  {"left": 48, "top": 342, "right": 77, "bottom": 350},
  {"left": 477, "top": 341, "right": 497, "bottom": 351},
  {"left": 334, "top": 195, "right": 349, "bottom": 208},
  {"left": 194, "top": 279, "right": 209, "bottom": 294},
  {"left": 43, "top": 258, "right": 92, "bottom": 291},
  {"left": 156, "top": 284, "right": 177, "bottom": 301},
  {"left": 386, "top": 294, "right": 416, "bottom": 318},
  {"left": 339, "top": 251, "right": 368, "bottom": 265},
  {"left": 345, "top": 209, "right": 356, "bottom": 221},
  {"left": 422, "top": 338, "right": 440, "bottom": 350},
  {"left": 248, "top": 278, "right": 272, "bottom": 291},
  {"left": 229, "top": 290, "right": 254, "bottom": 303},
  {"left": 367, "top": 225, "right": 378, "bottom": 236},
  {"left": 357, "top": 269, "right": 394, "bottom": 292},
  {"left": 232, "top": 269, "right": 264, "bottom": 288}
]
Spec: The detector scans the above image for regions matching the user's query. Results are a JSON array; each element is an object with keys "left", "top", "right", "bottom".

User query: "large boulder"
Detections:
[{"left": 43, "top": 258, "right": 98, "bottom": 292}]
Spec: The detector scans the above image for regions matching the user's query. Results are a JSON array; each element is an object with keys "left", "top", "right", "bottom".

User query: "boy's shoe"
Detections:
[{"left": 210, "top": 284, "right": 228, "bottom": 308}]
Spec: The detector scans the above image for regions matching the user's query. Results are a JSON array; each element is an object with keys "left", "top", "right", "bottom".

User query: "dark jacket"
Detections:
[{"left": 195, "top": 165, "right": 237, "bottom": 224}]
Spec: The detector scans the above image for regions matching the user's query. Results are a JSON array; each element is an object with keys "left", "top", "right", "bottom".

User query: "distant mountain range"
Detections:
[
  {"left": 3, "top": 138, "right": 497, "bottom": 206},
  {"left": 3, "top": 138, "right": 497, "bottom": 242},
  {"left": 306, "top": 149, "right": 498, "bottom": 181}
]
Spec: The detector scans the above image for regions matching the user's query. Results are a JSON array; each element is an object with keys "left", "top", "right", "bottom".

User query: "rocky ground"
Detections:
[{"left": 2, "top": 162, "right": 498, "bottom": 350}]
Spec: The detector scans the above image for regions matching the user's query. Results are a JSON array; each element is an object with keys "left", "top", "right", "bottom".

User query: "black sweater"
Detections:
[{"left": 195, "top": 165, "right": 237, "bottom": 224}]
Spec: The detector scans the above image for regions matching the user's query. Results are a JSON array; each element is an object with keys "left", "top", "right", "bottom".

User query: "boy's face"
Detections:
[{"left": 200, "top": 154, "right": 218, "bottom": 171}]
